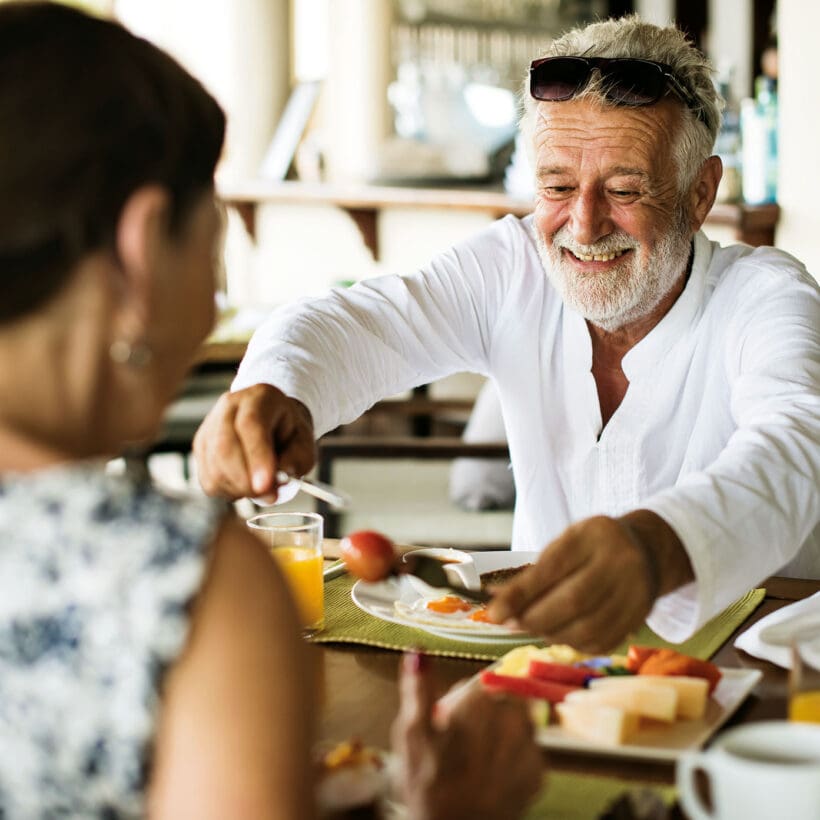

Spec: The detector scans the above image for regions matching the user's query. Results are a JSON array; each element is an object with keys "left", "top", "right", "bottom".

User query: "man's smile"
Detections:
[{"left": 561, "top": 246, "right": 633, "bottom": 266}]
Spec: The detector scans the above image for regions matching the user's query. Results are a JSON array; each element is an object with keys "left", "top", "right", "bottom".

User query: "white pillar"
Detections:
[
  {"left": 116, "top": 0, "right": 290, "bottom": 181},
  {"left": 634, "top": 0, "right": 675, "bottom": 25},
  {"left": 707, "top": 0, "right": 753, "bottom": 103},
  {"left": 323, "top": 0, "right": 393, "bottom": 182},
  {"left": 773, "top": 0, "right": 820, "bottom": 277}
]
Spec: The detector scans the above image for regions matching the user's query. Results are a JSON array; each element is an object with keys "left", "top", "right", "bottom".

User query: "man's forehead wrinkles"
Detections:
[
  {"left": 534, "top": 103, "right": 679, "bottom": 150},
  {"left": 536, "top": 165, "right": 650, "bottom": 179},
  {"left": 535, "top": 136, "right": 666, "bottom": 170},
  {"left": 609, "top": 167, "right": 650, "bottom": 178},
  {"left": 540, "top": 123, "right": 664, "bottom": 147},
  {"left": 536, "top": 135, "right": 668, "bottom": 178}
]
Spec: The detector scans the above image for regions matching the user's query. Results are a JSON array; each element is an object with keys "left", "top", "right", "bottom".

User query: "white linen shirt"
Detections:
[{"left": 235, "top": 215, "right": 820, "bottom": 642}]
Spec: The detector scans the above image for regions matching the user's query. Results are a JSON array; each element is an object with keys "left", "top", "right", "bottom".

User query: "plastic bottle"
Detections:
[
  {"left": 714, "top": 72, "right": 742, "bottom": 203},
  {"left": 741, "top": 77, "right": 778, "bottom": 204},
  {"left": 756, "top": 76, "right": 778, "bottom": 202}
]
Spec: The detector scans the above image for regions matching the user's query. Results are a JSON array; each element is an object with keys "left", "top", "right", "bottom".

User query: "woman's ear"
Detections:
[
  {"left": 688, "top": 155, "right": 723, "bottom": 232},
  {"left": 114, "top": 185, "right": 171, "bottom": 310}
]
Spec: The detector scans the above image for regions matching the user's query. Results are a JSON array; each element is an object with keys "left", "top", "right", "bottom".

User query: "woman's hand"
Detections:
[{"left": 391, "top": 652, "right": 543, "bottom": 820}]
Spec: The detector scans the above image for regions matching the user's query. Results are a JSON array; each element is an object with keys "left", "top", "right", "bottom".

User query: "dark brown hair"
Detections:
[{"left": 0, "top": 2, "right": 226, "bottom": 322}]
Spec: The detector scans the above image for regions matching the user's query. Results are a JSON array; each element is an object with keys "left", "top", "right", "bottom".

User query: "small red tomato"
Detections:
[{"left": 339, "top": 530, "right": 396, "bottom": 582}]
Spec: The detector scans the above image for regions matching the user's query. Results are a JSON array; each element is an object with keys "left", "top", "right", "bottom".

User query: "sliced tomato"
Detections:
[
  {"left": 480, "top": 670, "right": 580, "bottom": 703},
  {"left": 339, "top": 530, "right": 396, "bottom": 582},
  {"left": 528, "top": 659, "right": 604, "bottom": 687}
]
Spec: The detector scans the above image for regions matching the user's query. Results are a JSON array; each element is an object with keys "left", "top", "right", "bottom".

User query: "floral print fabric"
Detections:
[{"left": 0, "top": 461, "right": 224, "bottom": 818}]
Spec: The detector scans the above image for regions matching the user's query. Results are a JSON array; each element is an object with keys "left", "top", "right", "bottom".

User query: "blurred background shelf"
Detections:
[{"left": 221, "top": 180, "right": 779, "bottom": 257}]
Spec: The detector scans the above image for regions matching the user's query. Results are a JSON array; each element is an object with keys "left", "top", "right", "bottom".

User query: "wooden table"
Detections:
[{"left": 313, "top": 571, "right": 819, "bottom": 786}]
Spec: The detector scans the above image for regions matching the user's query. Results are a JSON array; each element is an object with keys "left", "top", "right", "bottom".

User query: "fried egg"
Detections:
[{"left": 394, "top": 594, "right": 523, "bottom": 634}]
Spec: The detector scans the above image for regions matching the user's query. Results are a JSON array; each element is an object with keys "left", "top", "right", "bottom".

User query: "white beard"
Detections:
[{"left": 534, "top": 222, "right": 692, "bottom": 332}]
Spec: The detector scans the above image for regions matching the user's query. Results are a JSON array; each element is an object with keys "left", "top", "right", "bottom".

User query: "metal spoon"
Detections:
[{"left": 252, "top": 471, "right": 352, "bottom": 510}]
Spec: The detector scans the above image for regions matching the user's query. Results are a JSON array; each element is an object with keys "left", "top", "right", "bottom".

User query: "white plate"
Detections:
[
  {"left": 351, "top": 551, "right": 540, "bottom": 644},
  {"left": 440, "top": 665, "right": 763, "bottom": 762}
]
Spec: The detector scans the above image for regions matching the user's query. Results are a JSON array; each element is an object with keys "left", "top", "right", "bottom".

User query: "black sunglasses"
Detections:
[{"left": 529, "top": 56, "right": 709, "bottom": 130}]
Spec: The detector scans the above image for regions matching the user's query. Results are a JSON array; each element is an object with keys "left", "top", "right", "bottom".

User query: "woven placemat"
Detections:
[
  {"left": 310, "top": 575, "right": 765, "bottom": 662},
  {"left": 522, "top": 771, "right": 677, "bottom": 820}
]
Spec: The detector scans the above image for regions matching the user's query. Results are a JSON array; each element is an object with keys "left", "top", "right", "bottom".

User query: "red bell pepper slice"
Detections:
[{"left": 527, "top": 659, "right": 603, "bottom": 686}]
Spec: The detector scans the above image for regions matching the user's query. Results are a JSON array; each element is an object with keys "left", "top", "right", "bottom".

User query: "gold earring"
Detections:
[{"left": 109, "top": 339, "right": 153, "bottom": 368}]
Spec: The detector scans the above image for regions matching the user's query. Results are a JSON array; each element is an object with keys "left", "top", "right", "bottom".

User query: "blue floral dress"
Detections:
[{"left": 0, "top": 461, "right": 225, "bottom": 818}]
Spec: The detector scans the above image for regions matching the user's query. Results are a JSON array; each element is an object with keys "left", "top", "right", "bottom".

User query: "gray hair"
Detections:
[{"left": 520, "top": 16, "right": 723, "bottom": 196}]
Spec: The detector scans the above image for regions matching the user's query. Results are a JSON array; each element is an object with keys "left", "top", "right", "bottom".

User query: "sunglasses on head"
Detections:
[{"left": 529, "top": 56, "right": 709, "bottom": 129}]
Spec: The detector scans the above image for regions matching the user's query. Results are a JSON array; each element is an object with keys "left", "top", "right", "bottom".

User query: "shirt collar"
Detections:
[{"left": 620, "top": 230, "right": 713, "bottom": 376}]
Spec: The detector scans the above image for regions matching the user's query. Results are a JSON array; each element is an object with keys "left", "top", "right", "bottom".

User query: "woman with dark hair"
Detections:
[{"left": 0, "top": 4, "right": 541, "bottom": 817}]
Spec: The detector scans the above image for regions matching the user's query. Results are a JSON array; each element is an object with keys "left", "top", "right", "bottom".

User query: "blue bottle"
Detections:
[{"left": 741, "top": 77, "right": 778, "bottom": 205}]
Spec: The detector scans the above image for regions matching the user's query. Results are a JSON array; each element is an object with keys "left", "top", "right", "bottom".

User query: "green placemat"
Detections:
[
  {"left": 310, "top": 575, "right": 765, "bottom": 662},
  {"left": 522, "top": 771, "right": 677, "bottom": 820}
]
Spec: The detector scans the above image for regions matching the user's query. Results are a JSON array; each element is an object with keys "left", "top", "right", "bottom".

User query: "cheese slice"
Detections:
[
  {"left": 635, "top": 675, "right": 709, "bottom": 719},
  {"left": 556, "top": 701, "right": 639, "bottom": 745},
  {"left": 564, "top": 684, "right": 678, "bottom": 723},
  {"left": 589, "top": 674, "right": 708, "bottom": 720}
]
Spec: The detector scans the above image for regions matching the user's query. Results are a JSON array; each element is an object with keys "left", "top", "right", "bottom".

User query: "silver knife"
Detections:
[
  {"left": 323, "top": 559, "right": 348, "bottom": 581},
  {"left": 400, "top": 553, "right": 491, "bottom": 604}
]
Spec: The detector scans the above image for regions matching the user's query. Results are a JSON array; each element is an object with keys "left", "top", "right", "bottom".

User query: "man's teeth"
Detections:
[{"left": 571, "top": 248, "right": 628, "bottom": 262}]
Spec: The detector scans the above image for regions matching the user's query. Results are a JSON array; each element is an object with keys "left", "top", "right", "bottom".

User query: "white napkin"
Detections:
[{"left": 734, "top": 591, "right": 820, "bottom": 669}]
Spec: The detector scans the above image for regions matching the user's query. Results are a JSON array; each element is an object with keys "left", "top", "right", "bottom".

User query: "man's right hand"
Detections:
[{"left": 192, "top": 383, "right": 316, "bottom": 502}]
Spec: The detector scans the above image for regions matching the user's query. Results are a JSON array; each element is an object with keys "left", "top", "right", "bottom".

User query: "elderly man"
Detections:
[{"left": 195, "top": 17, "right": 820, "bottom": 650}]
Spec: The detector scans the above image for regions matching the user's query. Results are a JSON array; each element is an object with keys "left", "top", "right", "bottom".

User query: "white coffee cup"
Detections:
[{"left": 676, "top": 721, "right": 820, "bottom": 820}]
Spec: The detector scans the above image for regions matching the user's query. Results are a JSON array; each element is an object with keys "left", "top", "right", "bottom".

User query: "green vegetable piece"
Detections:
[{"left": 529, "top": 699, "right": 551, "bottom": 728}]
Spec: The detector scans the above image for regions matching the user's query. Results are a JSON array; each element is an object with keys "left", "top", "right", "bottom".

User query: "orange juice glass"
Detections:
[
  {"left": 247, "top": 512, "right": 324, "bottom": 637},
  {"left": 789, "top": 632, "right": 820, "bottom": 724}
]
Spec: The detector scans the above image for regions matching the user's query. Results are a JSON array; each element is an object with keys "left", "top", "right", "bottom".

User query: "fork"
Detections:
[{"left": 399, "top": 554, "right": 491, "bottom": 604}]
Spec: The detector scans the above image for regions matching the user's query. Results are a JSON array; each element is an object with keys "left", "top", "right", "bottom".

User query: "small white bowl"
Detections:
[{"left": 401, "top": 547, "right": 481, "bottom": 596}]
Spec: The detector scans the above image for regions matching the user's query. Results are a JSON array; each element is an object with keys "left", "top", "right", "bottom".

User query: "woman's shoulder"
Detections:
[{"left": 147, "top": 509, "right": 314, "bottom": 818}]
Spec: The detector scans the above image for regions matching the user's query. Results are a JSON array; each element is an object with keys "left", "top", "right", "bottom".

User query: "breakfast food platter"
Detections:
[
  {"left": 351, "top": 550, "right": 540, "bottom": 644},
  {"left": 348, "top": 544, "right": 764, "bottom": 762},
  {"left": 537, "top": 668, "right": 761, "bottom": 760},
  {"left": 440, "top": 653, "right": 762, "bottom": 762}
]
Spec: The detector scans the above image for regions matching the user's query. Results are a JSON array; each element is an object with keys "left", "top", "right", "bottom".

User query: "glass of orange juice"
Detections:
[
  {"left": 789, "top": 631, "right": 820, "bottom": 724},
  {"left": 247, "top": 512, "right": 324, "bottom": 637}
]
